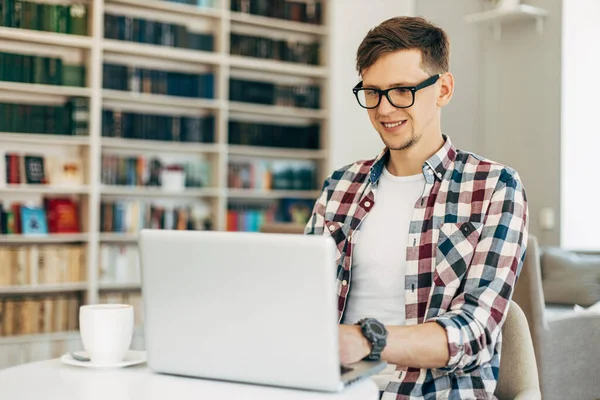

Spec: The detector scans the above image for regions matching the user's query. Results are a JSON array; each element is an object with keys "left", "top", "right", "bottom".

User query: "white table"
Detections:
[{"left": 0, "top": 359, "right": 380, "bottom": 400}]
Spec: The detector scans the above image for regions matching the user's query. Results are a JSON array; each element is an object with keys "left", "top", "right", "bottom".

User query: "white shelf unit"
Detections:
[
  {"left": 0, "top": 133, "right": 90, "bottom": 146},
  {"left": 0, "top": 283, "right": 89, "bottom": 295},
  {"left": 0, "top": 185, "right": 90, "bottom": 195},
  {"left": 98, "top": 232, "right": 138, "bottom": 242},
  {"left": 98, "top": 282, "right": 142, "bottom": 291},
  {"left": 0, "top": 26, "right": 93, "bottom": 48},
  {"left": 227, "top": 189, "right": 322, "bottom": 200},
  {"left": 0, "top": 233, "right": 90, "bottom": 244},
  {"left": 0, "top": 0, "right": 329, "bottom": 362},
  {"left": 465, "top": 3, "right": 549, "bottom": 40}
]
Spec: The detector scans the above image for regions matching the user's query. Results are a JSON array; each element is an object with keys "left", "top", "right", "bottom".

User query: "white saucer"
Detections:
[{"left": 60, "top": 350, "right": 147, "bottom": 369}]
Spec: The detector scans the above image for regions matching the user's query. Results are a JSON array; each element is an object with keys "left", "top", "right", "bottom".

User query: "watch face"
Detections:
[{"left": 371, "top": 323, "right": 383, "bottom": 335}]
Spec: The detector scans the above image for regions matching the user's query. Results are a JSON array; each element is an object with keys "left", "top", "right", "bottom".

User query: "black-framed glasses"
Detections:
[{"left": 352, "top": 74, "right": 442, "bottom": 109}]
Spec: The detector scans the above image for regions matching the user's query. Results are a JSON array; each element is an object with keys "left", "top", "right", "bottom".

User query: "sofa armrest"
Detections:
[
  {"left": 513, "top": 388, "right": 542, "bottom": 400},
  {"left": 541, "top": 312, "right": 600, "bottom": 400}
]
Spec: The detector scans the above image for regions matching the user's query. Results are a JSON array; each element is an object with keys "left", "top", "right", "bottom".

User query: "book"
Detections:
[
  {"left": 0, "top": 100, "right": 88, "bottom": 136},
  {"left": 229, "top": 79, "right": 321, "bottom": 109},
  {"left": 68, "top": 4, "right": 87, "bottom": 35},
  {"left": 104, "top": 13, "right": 213, "bottom": 51},
  {"left": 228, "top": 121, "right": 320, "bottom": 149},
  {"left": 0, "top": 52, "right": 84, "bottom": 86},
  {"left": 230, "top": 33, "right": 320, "bottom": 65},
  {"left": 230, "top": 0, "right": 323, "bottom": 24},
  {"left": 0, "top": 294, "right": 82, "bottom": 337},
  {"left": 20, "top": 206, "right": 48, "bottom": 235},
  {"left": 4, "top": 153, "right": 21, "bottom": 184},
  {"left": 23, "top": 155, "right": 46, "bottom": 184},
  {"left": 228, "top": 159, "right": 316, "bottom": 190},
  {"left": 44, "top": 198, "right": 80, "bottom": 234},
  {"left": 0, "top": 2, "right": 89, "bottom": 35},
  {"left": 100, "top": 199, "right": 212, "bottom": 233},
  {"left": 279, "top": 198, "right": 315, "bottom": 224}
]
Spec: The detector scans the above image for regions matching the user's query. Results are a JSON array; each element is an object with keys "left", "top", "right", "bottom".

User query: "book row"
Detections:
[
  {"left": 230, "top": 33, "right": 320, "bottom": 66},
  {"left": 0, "top": 52, "right": 85, "bottom": 87},
  {"left": 0, "top": 245, "right": 85, "bottom": 287},
  {"left": 227, "top": 198, "right": 315, "bottom": 232},
  {"left": 104, "top": 14, "right": 214, "bottom": 52},
  {"left": 103, "top": 64, "right": 215, "bottom": 99},
  {"left": 101, "top": 154, "right": 210, "bottom": 189},
  {"left": 228, "top": 121, "right": 320, "bottom": 150},
  {"left": 102, "top": 110, "right": 214, "bottom": 143},
  {"left": 230, "top": 0, "right": 323, "bottom": 25},
  {"left": 100, "top": 200, "right": 213, "bottom": 234},
  {"left": 227, "top": 203, "right": 275, "bottom": 232},
  {"left": 0, "top": 99, "right": 88, "bottom": 136},
  {"left": 3, "top": 153, "right": 84, "bottom": 186},
  {"left": 230, "top": 79, "right": 320, "bottom": 109},
  {"left": 228, "top": 159, "right": 317, "bottom": 191},
  {"left": 0, "top": 1, "right": 87, "bottom": 35},
  {"left": 0, "top": 294, "right": 80, "bottom": 337},
  {"left": 0, "top": 198, "right": 80, "bottom": 236}
]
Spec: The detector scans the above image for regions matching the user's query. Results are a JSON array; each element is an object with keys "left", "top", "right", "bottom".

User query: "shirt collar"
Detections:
[{"left": 369, "top": 135, "right": 456, "bottom": 184}]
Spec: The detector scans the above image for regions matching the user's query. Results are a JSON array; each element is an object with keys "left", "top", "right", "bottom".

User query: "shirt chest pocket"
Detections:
[{"left": 434, "top": 221, "right": 484, "bottom": 288}]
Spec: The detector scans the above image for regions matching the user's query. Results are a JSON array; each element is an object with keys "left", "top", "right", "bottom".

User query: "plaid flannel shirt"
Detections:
[{"left": 305, "top": 136, "right": 528, "bottom": 399}]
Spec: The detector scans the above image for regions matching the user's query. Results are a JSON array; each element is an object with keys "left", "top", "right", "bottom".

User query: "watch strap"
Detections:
[{"left": 357, "top": 318, "right": 387, "bottom": 361}]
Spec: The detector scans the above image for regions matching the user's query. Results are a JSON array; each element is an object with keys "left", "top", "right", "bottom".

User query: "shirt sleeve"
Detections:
[
  {"left": 304, "top": 176, "right": 331, "bottom": 236},
  {"left": 430, "top": 169, "right": 529, "bottom": 374}
]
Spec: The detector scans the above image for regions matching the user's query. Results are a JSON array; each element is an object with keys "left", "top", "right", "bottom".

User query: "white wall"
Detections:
[
  {"left": 327, "top": 0, "right": 415, "bottom": 171},
  {"left": 415, "top": 0, "right": 483, "bottom": 152},
  {"left": 561, "top": 0, "right": 600, "bottom": 250},
  {"left": 416, "top": 0, "right": 562, "bottom": 246},
  {"left": 478, "top": 0, "right": 563, "bottom": 246}
]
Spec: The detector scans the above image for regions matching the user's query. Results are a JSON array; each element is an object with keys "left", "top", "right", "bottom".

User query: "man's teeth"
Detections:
[{"left": 382, "top": 121, "right": 404, "bottom": 128}]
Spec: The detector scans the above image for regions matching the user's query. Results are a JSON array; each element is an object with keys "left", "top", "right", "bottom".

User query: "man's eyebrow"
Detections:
[{"left": 362, "top": 81, "right": 415, "bottom": 89}]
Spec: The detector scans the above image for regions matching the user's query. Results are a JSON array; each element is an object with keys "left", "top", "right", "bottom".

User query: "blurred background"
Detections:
[{"left": 0, "top": 0, "right": 597, "bottom": 384}]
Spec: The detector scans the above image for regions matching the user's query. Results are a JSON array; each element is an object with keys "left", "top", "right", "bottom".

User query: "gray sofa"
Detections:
[{"left": 513, "top": 236, "right": 600, "bottom": 400}]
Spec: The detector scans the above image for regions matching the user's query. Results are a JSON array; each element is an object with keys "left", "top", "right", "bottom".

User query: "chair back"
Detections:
[
  {"left": 495, "top": 301, "right": 541, "bottom": 400},
  {"left": 511, "top": 236, "right": 547, "bottom": 374}
]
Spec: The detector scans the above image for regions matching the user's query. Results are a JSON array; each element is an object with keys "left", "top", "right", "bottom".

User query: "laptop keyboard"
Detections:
[{"left": 340, "top": 365, "right": 354, "bottom": 375}]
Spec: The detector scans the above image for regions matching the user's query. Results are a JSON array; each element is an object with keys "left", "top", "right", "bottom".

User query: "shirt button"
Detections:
[
  {"left": 328, "top": 225, "right": 335, "bottom": 231},
  {"left": 342, "top": 280, "right": 348, "bottom": 286},
  {"left": 364, "top": 201, "right": 371, "bottom": 208}
]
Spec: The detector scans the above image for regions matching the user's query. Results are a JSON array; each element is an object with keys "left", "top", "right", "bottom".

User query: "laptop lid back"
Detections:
[{"left": 139, "top": 229, "right": 343, "bottom": 391}]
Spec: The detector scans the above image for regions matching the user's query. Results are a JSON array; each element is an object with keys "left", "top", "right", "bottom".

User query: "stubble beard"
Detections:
[{"left": 379, "top": 127, "right": 421, "bottom": 152}]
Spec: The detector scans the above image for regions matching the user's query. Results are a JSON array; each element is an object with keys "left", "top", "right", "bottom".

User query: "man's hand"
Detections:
[{"left": 339, "top": 325, "right": 371, "bottom": 364}]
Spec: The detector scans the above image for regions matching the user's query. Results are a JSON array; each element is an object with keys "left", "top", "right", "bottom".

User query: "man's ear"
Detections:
[{"left": 437, "top": 72, "right": 454, "bottom": 107}]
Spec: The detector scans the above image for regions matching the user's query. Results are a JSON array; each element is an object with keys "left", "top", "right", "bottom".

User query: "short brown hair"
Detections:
[{"left": 356, "top": 16, "right": 450, "bottom": 76}]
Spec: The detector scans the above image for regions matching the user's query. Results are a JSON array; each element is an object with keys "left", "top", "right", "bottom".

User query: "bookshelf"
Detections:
[
  {"left": 0, "top": 233, "right": 90, "bottom": 244},
  {"left": 0, "top": 133, "right": 90, "bottom": 146},
  {"left": 0, "top": 283, "right": 89, "bottom": 295},
  {"left": 0, "top": 0, "right": 329, "bottom": 368}
]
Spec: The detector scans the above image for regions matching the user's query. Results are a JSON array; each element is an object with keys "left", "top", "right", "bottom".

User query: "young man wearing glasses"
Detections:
[{"left": 305, "top": 16, "right": 529, "bottom": 399}]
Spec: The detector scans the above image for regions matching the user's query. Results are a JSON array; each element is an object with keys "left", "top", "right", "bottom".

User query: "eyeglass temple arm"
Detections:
[{"left": 414, "top": 73, "right": 442, "bottom": 90}]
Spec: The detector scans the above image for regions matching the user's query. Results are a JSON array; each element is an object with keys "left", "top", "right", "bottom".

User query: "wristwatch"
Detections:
[{"left": 357, "top": 318, "right": 388, "bottom": 361}]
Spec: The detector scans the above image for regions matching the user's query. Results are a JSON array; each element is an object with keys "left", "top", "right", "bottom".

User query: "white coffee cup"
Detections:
[{"left": 79, "top": 304, "right": 134, "bottom": 365}]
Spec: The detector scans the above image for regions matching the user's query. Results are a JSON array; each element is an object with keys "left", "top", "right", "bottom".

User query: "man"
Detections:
[{"left": 305, "top": 16, "right": 529, "bottom": 399}]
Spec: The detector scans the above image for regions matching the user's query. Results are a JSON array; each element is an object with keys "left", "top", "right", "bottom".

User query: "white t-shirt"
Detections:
[{"left": 341, "top": 166, "right": 425, "bottom": 390}]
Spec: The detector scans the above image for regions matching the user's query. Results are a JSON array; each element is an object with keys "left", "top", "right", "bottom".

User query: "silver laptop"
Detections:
[{"left": 138, "top": 229, "right": 386, "bottom": 392}]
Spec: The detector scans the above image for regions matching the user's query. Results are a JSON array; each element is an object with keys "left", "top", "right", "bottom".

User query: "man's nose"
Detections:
[{"left": 377, "top": 95, "right": 397, "bottom": 115}]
